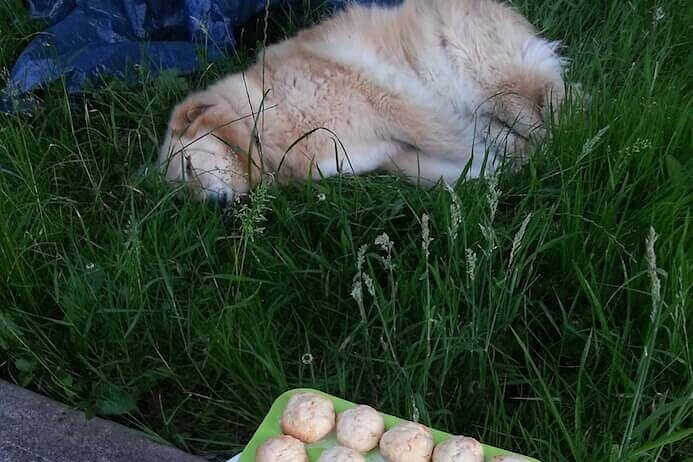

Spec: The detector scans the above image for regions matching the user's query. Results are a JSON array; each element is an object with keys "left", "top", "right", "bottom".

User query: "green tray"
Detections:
[{"left": 238, "top": 388, "right": 540, "bottom": 462}]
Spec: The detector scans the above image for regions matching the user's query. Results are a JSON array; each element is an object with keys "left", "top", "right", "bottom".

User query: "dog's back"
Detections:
[{"left": 297, "top": 0, "right": 566, "bottom": 157}]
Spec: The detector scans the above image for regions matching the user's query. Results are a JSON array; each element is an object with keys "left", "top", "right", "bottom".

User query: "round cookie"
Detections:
[
  {"left": 379, "top": 422, "right": 434, "bottom": 462},
  {"left": 255, "top": 435, "right": 307, "bottom": 462},
  {"left": 316, "top": 446, "right": 365, "bottom": 462},
  {"left": 280, "top": 392, "right": 336, "bottom": 443},
  {"left": 433, "top": 436, "right": 483, "bottom": 462},
  {"left": 336, "top": 405, "right": 385, "bottom": 452}
]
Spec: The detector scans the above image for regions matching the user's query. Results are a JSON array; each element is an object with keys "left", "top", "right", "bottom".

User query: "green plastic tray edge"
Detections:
[{"left": 238, "top": 388, "right": 541, "bottom": 462}]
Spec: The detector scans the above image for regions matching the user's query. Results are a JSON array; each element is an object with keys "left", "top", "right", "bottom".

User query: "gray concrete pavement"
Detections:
[{"left": 0, "top": 380, "right": 206, "bottom": 462}]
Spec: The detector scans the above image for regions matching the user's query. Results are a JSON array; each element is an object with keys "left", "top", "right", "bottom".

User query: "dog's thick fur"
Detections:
[{"left": 160, "top": 0, "right": 568, "bottom": 204}]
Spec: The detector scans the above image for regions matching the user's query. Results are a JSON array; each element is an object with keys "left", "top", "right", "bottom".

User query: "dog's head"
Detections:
[
  {"left": 158, "top": 91, "right": 262, "bottom": 207},
  {"left": 486, "top": 39, "right": 586, "bottom": 144}
]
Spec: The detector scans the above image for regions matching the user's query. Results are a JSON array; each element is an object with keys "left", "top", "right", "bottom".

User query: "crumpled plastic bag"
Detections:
[{"left": 2, "top": 0, "right": 401, "bottom": 113}]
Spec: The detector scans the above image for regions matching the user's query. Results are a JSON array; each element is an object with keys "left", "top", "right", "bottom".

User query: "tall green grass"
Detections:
[{"left": 1, "top": 0, "right": 691, "bottom": 460}]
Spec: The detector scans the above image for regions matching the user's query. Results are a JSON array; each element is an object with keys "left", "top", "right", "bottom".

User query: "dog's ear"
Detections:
[
  {"left": 184, "top": 104, "right": 210, "bottom": 123},
  {"left": 169, "top": 91, "right": 217, "bottom": 136},
  {"left": 488, "top": 38, "right": 567, "bottom": 138}
]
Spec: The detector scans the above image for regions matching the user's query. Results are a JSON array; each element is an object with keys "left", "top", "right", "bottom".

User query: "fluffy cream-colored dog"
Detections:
[{"left": 159, "top": 0, "right": 568, "bottom": 205}]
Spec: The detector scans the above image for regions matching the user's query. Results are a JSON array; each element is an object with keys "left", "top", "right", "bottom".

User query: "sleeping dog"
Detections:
[{"left": 159, "top": 0, "right": 571, "bottom": 206}]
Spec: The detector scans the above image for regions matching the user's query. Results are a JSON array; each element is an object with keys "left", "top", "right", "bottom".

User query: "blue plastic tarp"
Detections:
[{"left": 2, "top": 0, "right": 402, "bottom": 113}]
